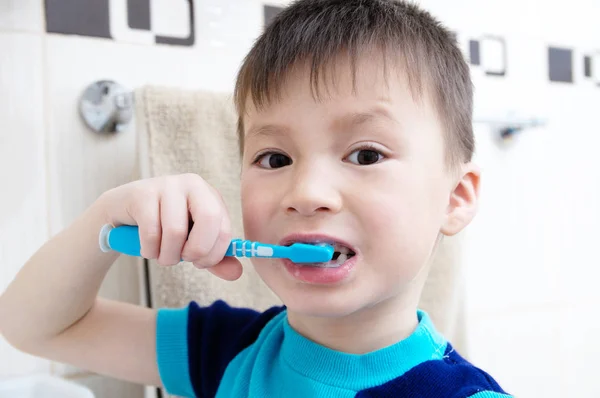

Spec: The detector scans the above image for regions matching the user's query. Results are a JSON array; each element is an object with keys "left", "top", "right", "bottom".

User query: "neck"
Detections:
[
  {"left": 287, "top": 240, "right": 439, "bottom": 355},
  {"left": 287, "top": 293, "right": 419, "bottom": 354}
]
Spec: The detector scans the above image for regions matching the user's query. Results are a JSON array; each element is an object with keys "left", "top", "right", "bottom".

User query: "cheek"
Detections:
[
  {"left": 357, "top": 171, "right": 447, "bottom": 262},
  {"left": 241, "top": 177, "right": 274, "bottom": 240},
  {"left": 241, "top": 192, "right": 259, "bottom": 239},
  {"left": 362, "top": 171, "right": 443, "bottom": 224}
]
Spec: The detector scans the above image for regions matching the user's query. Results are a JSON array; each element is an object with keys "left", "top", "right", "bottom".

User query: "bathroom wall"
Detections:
[
  {"left": 0, "top": 0, "right": 264, "bottom": 396},
  {"left": 0, "top": 0, "right": 599, "bottom": 397}
]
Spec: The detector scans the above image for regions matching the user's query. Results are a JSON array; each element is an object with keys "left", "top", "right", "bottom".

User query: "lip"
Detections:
[
  {"left": 278, "top": 232, "right": 358, "bottom": 253},
  {"left": 282, "top": 255, "right": 357, "bottom": 285},
  {"left": 277, "top": 232, "right": 359, "bottom": 285}
]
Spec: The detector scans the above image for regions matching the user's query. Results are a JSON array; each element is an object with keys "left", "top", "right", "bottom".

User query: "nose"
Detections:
[{"left": 281, "top": 163, "right": 342, "bottom": 217}]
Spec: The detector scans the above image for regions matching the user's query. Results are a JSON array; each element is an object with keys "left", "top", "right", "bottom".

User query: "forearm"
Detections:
[{"left": 0, "top": 194, "right": 120, "bottom": 350}]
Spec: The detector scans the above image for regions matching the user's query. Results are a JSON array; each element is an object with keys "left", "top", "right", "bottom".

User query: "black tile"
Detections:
[
  {"left": 155, "top": 0, "right": 195, "bottom": 46},
  {"left": 469, "top": 40, "right": 480, "bottom": 65},
  {"left": 264, "top": 5, "right": 284, "bottom": 28},
  {"left": 548, "top": 47, "right": 573, "bottom": 83},
  {"left": 45, "top": 0, "right": 111, "bottom": 38},
  {"left": 584, "top": 56, "right": 592, "bottom": 78},
  {"left": 127, "top": 0, "right": 151, "bottom": 31}
]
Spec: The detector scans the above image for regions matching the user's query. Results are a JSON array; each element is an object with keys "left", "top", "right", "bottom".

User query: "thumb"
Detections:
[{"left": 206, "top": 257, "right": 243, "bottom": 281}]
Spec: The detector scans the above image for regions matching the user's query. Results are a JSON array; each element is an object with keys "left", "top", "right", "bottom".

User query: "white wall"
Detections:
[
  {"left": 0, "top": 0, "right": 599, "bottom": 397},
  {"left": 430, "top": 1, "right": 600, "bottom": 397},
  {"left": 0, "top": 0, "right": 263, "bottom": 396}
]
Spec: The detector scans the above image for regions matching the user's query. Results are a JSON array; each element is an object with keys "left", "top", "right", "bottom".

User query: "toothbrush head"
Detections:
[{"left": 287, "top": 242, "right": 335, "bottom": 263}]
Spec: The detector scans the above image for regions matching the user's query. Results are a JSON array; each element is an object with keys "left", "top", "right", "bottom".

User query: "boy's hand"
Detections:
[{"left": 101, "top": 173, "right": 242, "bottom": 281}]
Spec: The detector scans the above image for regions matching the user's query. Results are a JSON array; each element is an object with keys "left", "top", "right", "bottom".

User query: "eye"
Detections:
[
  {"left": 254, "top": 151, "right": 292, "bottom": 169},
  {"left": 346, "top": 146, "right": 385, "bottom": 165}
]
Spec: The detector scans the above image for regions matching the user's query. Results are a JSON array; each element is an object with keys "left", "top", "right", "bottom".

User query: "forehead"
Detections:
[{"left": 242, "top": 52, "right": 436, "bottom": 135}]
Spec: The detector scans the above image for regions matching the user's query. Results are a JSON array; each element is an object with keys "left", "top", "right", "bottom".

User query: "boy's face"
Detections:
[{"left": 240, "top": 55, "right": 478, "bottom": 318}]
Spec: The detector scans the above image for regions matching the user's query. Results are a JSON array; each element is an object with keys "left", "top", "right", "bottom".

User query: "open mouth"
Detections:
[{"left": 285, "top": 241, "right": 356, "bottom": 268}]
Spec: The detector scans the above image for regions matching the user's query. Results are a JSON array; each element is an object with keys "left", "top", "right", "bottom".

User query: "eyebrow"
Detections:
[
  {"left": 245, "top": 106, "right": 398, "bottom": 140},
  {"left": 336, "top": 107, "right": 399, "bottom": 130},
  {"left": 245, "top": 123, "right": 289, "bottom": 140}
]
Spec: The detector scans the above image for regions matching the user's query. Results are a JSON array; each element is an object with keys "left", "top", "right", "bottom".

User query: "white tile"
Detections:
[
  {"left": 151, "top": 0, "right": 191, "bottom": 38},
  {"left": 479, "top": 37, "right": 506, "bottom": 75},
  {"left": 0, "top": 32, "right": 46, "bottom": 291},
  {"left": 442, "top": 0, "right": 598, "bottom": 42},
  {"left": 0, "top": 31, "right": 49, "bottom": 372},
  {"left": 196, "top": 0, "right": 263, "bottom": 54},
  {"left": 462, "top": 122, "right": 562, "bottom": 314},
  {"left": 541, "top": 68, "right": 600, "bottom": 303},
  {"left": 261, "top": 0, "right": 292, "bottom": 6},
  {"left": 560, "top": 304, "right": 600, "bottom": 397},
  {"left": 592, "top": 52, "right": 600, "bottom": 84},
  {"left": 417, "top": 0, "right": 485, "bottom": 34},
  {"left": 420, "top": 0, "right": 544, "bottom": 37},
  {"left": 0, "top": 32, "right": 50, "bottom": 379},
  {"left": 0, "top": 32, "right": 46, "bottom": 283},
  {"left": 0, "top": 0, "right": 43, "bottom": 33},
  {"left": 538, "top": 0, "right": 600, "bottom": 44},
  {"left": 466, "top": 309, "right": 565, "bottom": 398}
]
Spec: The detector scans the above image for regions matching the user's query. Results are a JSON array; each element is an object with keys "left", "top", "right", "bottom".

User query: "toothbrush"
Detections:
[{"left": 98, "top": 224, "right": 334, "bottom": 264}]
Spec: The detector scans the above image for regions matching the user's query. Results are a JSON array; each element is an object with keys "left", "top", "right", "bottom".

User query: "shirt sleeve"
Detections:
[{"left": 156, "top": 300, "right": 285, "bottom": 397}]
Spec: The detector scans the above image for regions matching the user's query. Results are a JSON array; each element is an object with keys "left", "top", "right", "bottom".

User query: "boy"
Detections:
[{"left": 0, "top": 0, "right": 510, "bottom": 397}]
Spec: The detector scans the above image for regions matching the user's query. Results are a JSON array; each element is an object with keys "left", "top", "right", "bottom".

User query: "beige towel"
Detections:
[
  {"left": 135, "top": 86, "right": 280, "bottom": 312},
  {"left": 134, "top": 85, "right": 468, "bottom": 355}
]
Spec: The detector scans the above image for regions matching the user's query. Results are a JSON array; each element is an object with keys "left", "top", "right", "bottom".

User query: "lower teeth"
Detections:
[{"left": 307, "top": 252, "right": 353, "bottom": 268}]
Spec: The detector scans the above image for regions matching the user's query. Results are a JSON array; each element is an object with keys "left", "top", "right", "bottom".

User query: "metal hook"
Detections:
[{"left": 79, "top": 80, "right": 133, "bottom": 134}]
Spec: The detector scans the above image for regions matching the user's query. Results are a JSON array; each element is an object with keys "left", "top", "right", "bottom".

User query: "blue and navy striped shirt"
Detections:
[{"left": 156, "top": 300, "right": 510, "bottom": 397}]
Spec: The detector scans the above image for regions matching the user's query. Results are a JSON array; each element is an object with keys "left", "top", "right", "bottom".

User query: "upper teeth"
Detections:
[
  {"left": 336, "top": 246, "right": 350, "bottom": 254},
  {"left": 313, "top": 242, "right": 351, "bottom": 253},
  {"left": 300, "top": 242, "right": 355, "bottom": 268}
]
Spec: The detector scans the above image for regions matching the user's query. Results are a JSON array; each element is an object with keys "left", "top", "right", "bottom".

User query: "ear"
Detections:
[{"left": 440, "top": 163, "right": 481, "bottom": 236}]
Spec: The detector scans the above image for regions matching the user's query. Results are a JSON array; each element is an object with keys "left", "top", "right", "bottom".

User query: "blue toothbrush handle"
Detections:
[
  {"left": 102, "top": 224, "right": 143, "bottom": 257},
  {"left": 100, "top": 225, "right": 260, "bottom": 258},
  {"left": 99, "top": 224, "right": 333, "bottom": 263}
]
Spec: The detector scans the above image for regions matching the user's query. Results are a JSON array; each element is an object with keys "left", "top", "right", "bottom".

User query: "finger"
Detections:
[
  {"left": 157, "top": 191, "right": 189, "bottom": 266},
  {"left": 128, "top": 193, "right": 161, "bottom": 260},
  {"left": 207, "top": 257, "right": 243, "bottom": 281},
  {"left": 181, "top": 185, "right": 222, "bottom": 263},
  {"left": 191, "top": 204, "right": 233, "bottom": 268}
]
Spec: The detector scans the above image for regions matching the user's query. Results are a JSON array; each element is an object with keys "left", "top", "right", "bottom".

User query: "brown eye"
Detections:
[
  {"left": 347, "top": 148, "right": 384, "bottom": 165},
  {"left": 256, "top": 152, "right": 292, "bottom": 169}
]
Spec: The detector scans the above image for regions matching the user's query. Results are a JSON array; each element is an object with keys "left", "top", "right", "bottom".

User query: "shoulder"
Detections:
[
  {"left": 156, "top": 300, "right": 286, "bottom": 397},
  {"left": 356, "top": 343, "right": 512, "bottom": 398}
]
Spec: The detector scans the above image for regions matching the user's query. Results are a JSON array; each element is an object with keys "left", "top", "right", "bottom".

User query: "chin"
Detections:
[{"left": 278, "top": 285, "right": 373, "bottom": 318}]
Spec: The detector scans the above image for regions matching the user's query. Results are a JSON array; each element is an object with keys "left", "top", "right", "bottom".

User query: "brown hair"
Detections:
[{"left": 234, "top": 0, "right": 474, "bottom": 168}]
